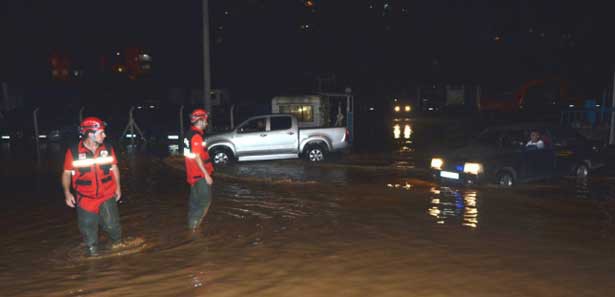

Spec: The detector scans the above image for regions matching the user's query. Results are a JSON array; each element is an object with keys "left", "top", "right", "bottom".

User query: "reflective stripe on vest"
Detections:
[{"left": 72, "top": 156, "right": 115, "bottom": 167}]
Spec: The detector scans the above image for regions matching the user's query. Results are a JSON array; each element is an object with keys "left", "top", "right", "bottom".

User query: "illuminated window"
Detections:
[{"left": 279, "top": 105, "right": 313, "bottom": 122}]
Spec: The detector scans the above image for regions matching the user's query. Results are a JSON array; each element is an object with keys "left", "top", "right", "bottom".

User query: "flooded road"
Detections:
[{"left": 2, "top": 144, "right": 615, "bottom": 297}]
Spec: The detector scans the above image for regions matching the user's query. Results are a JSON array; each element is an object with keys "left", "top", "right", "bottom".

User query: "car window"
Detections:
[
  {"left": 501, "top": 130, "right": 526, "bottom": 149},
  {"left": 477, "top": 130, "right": 501, "bottom": 146},
  {"left": 238, "top": 118, "right": 267, "bottom": 133},
  {"left": 270, "top": 116, "right": 292, "bottom": 131}
]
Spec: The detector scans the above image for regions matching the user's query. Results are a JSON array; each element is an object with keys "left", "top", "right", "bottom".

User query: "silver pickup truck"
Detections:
[{"left": 204, "top": 114, "right": 350, "bottom": 165}]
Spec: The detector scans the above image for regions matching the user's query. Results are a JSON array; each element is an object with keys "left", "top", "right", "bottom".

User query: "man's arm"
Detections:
[
  {"left": 111, "top": 164, "right": 122, "bottom": 201},
  {"left": 62, "top": 171, "right": 76, "bottom": 207},
  {"left": 195, "top": 156, "right": 213, "bottom": 185}
]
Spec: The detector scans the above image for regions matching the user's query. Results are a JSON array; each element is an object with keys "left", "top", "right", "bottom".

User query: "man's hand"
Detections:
[
  {"left": 205, "top": 174, "right": 213, "bottom": 185},
  {"left": 64, "top": 192, "right": 76, "bottom": 208},
  {"left": 115, "top": 188, "right": 122, "bottom": 202}
]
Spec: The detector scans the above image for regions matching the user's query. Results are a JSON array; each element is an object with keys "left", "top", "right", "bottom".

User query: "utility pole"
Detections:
[
  {"left": 33, "top": 108, "right": 40, "bottom": 159},
  {"left": 610, "top": 67, "right": 615, "bottom": 145},
  {"left": 202, "top": 0, "right": 212, "bottom": 126}
]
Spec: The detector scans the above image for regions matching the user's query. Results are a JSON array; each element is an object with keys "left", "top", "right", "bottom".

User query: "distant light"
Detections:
[
  {"left": 369, "top": 107, "right": 375, "bottom": 111},
  {"left": 394, "top": 98, "right": 398, "bottom": 102},
  {"left": 394, "top": 106, "right": 400, "bottom": 112},
  {"left": 116, "top": 52, "right": 121, "bottom": 56},
  {"left": 224, "top": 10, "right": 230, "bottom": 15},
  {"left": 404, "top": 105, "right": 411, "bottom": 112},
  {"left": 125, "top": 134, "right": 136, "bottom": 138},
  {"left": 139, "top": 54, "right": 151, "bottom": 61},
  {"left": 428, "top": 107, "right": 434, "bottom": 111},
  {"left": 305, "top": 0, "right": 314, "bottom": 7},
  {"left": 494, "top": 36, "right": 502, "bottom": 41},
  {"left": 596, "top": 104, "right": 601, "bottom": 108},
  {"left": 167, "top": 135, "right": 179, "bottom": 140},
  {"left": 569, "top": 104, "right": 575, "bottom": 108},
  {"left": 404, "top": 124, "right": 412, "bottom": 139},
  {"left": 117, "top": 67, "right": 124, "bottom": 73},
  {"left": 137, "top": 106, "right": 143, "bottom": 109},
  {"left": 149, "top": 105, "right": 155, "bottom": 109},
  {"left": 38, "top": 134, "right": 47, "bottom": 139},
  {"left": 1, "top": 135, "right": 10, "bottom": 140}
]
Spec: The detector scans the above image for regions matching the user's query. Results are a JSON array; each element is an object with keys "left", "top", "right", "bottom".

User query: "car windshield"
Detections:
[{"left": 476, "top": 130, "right": 501, "bottom": 145}]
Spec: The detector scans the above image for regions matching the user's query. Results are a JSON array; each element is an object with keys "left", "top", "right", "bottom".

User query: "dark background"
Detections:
[{"left": 1, "top": 0, "right": 614, "bottom": 105}]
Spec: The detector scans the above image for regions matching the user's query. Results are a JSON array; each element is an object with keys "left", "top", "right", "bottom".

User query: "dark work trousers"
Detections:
[
  {"left": 77, "top": 198, "right": 122, "bottom": 250},
  {"left": 188, "top": 178, "right": 212, "bottom": 230}
]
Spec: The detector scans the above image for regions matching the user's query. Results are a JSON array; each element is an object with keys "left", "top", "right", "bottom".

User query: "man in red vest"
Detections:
[
  {"left": 62, "top": 117, "right": 122, "bottom": 256},
  {"left": 183, "top": 108, "right": 214, "bottom": 231}
]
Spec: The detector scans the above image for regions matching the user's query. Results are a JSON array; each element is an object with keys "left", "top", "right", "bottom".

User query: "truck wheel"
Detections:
[
  {"left": 305, "top": 144, "right": 326, "bottom": 162},
  {"left": 210, "top": 147, "right": 233, "bottom": 166},
  {"left": 575, "top": 163, "right": 589, "bottom": 179},
  {"left": 496, "top": 171, "right": 514, "bottom": 187}
]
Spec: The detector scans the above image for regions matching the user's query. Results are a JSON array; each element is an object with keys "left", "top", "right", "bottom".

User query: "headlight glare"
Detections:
[
  {"left": 463, "top": 163, "right": 483, "bottom": 175},
  {"left": 431, "top": 158, "right": 444, "bottom": 170}
]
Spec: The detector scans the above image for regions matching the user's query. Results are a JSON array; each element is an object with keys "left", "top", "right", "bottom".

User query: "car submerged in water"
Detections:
[{"left": 430, "top": 123, "right": 605, "bottom": 187}]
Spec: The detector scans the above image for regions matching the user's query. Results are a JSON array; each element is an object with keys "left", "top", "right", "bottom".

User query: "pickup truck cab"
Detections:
[{"left": 204, "top": 114, "right": 350, "bottom": 165}]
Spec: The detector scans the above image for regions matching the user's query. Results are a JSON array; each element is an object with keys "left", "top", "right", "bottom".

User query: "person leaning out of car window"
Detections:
[{"left": 526, "top": 130, "right": 544, "bottom": 150}]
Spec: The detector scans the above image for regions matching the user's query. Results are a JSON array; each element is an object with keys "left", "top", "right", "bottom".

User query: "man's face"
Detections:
[
  {"left": 530, "top": 132, "right": 540, "bottom": 142},
  {"left": 198, "top": 119, "right": 208, "bottom": 129},
  {"left": 90, "top": 130, "right": 106, "bottom": 144}
]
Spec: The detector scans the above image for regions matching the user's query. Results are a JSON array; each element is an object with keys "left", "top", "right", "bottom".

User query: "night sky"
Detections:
[{"left": 1, "top": 0, "right": 614, "bottom": 102}]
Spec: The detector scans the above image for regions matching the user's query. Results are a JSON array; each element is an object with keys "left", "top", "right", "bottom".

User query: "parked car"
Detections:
[
  {"left": 203, "top": 114, "right": 350, "bottom": 165},
  {"left": 430, "top": 123, "right": 605, "bottom": 186}
]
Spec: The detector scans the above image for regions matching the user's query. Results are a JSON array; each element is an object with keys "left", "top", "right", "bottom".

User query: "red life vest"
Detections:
[
  {"left": 183, "top": 127, "right": 214, "bottom": 185},
  {"left": 69, "top": 142, "right": 117, "bottom": 201}
]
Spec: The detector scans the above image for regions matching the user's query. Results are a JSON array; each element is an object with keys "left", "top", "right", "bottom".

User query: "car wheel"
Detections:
[
  {"left": 496, "top": 171, "right": 514, "bottom": 187},
  {"left": 305, "top": 144, "right": 326, "bottom": 162},
  {"left": 210, "top": 147, "right": 233, "bottom": 166},
  {"left": 575, "top": 163, "right": 589, "bottom": 179}
]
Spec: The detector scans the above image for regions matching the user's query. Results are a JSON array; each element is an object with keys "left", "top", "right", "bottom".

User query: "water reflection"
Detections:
[
  {"left": 428, "top": 187, "right": 479, "bottom": 228},
  {"left": 386, "top": 182, "right": 413, "bottom": 190},
  {"left": 392, "top": 123, "right": 412, "bottom": 140}
]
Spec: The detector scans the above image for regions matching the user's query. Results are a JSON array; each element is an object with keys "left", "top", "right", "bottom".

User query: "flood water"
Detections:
[{"left": 2, "top": 132, "right": 615, "bottom": 296}]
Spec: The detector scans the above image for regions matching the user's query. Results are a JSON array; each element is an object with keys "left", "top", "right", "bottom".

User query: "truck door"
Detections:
[
  {"left": 267, "top": 115, "right": 298, "bottom": 155},
  {"left": 234, "top": 117, "right": 269, "bottom": 157}
]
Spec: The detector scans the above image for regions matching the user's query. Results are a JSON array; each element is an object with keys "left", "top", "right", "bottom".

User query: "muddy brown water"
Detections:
[{"left": 1, "top": 150, "right": 615, "bottom": 296}]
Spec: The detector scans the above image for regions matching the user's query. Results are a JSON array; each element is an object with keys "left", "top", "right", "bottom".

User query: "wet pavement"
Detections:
[{"left": 2, "top": 122, "right": 615, "bottom": 296}]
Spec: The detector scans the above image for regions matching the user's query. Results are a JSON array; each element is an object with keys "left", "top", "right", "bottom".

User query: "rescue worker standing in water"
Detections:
[
  {"left": 183, "top": 108, "right": 214, "bottom": 231},
  {"left": 62, "top": 117, "right": 122, "bottom": 256}
]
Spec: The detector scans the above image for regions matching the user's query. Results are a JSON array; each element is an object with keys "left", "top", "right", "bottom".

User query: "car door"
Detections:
[
  {"left": 525, "top": 128, "right": 556, "bottom": 178},
  {"left": 550, "top": 128, "right": 582, "bottom": 175},
  {"left": 233, "top": 117, "right": 269, "bottom": 157},
  {"left": 500, "top": 129, "right": 532, "bottom": 180},
  {"left": 267, "top": 115, "right": 298, "bottom": 155}
]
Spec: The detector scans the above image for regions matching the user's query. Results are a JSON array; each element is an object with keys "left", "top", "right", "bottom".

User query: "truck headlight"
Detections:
[
  {"left": 463, "top": 163, "right": 483, "bottom": 175},
  {"left": 431, "top": 158, "right": 444, "bottom": 170}
]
